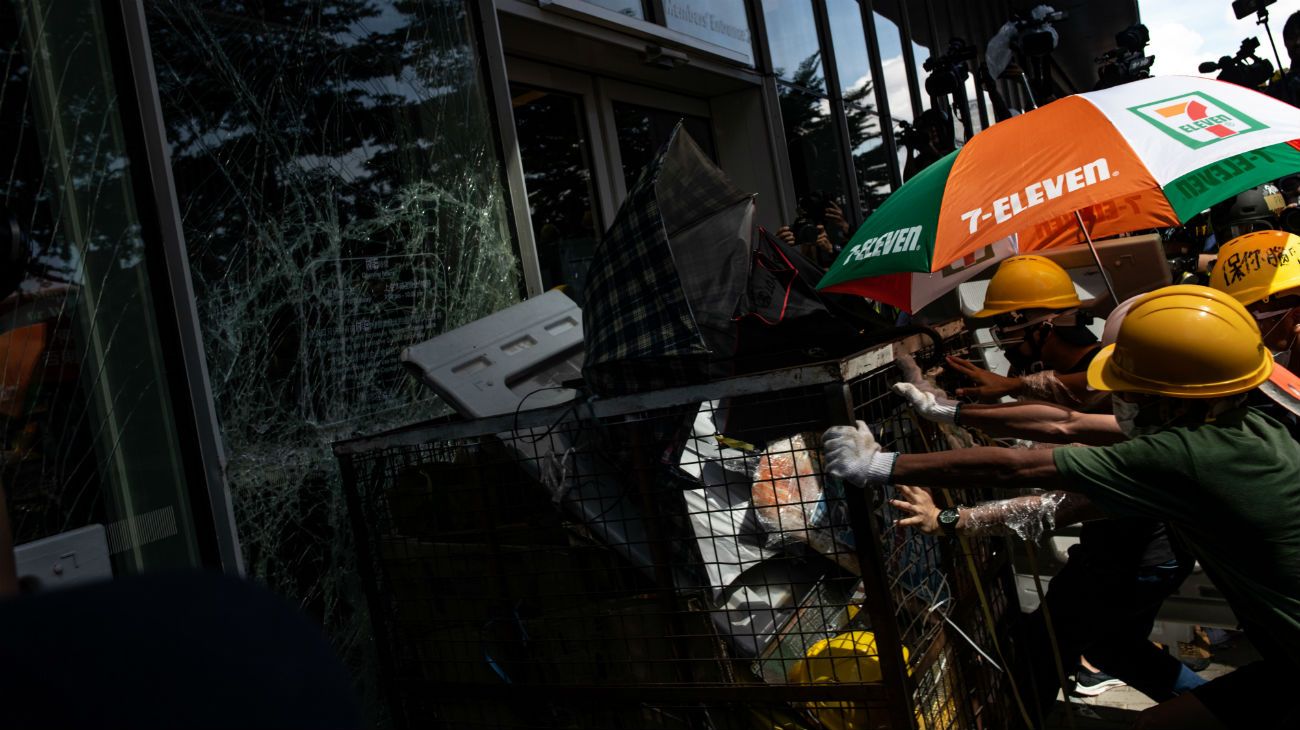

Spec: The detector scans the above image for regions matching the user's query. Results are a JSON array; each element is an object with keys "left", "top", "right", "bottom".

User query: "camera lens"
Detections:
[
  {"left": 795, "top": 223, "right": 819, "bottom": 246},
  {"left": 1280, "top": 207, "right": 1300, "bottom": 236}
]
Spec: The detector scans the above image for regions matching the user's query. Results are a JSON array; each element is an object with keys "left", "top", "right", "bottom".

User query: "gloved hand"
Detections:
[
  {"left": 892, "top": 382, "right": 959, "bottom": 425},
  {"left": 895, "top": 353, "right": 951, "bottom": 397},
  {"left": 822, "top": 420, "right": 897, "bottom": 486}
]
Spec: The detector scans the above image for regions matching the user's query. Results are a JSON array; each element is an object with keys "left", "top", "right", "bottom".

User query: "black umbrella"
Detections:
[
  {"left": 582, "top": 125, "right": 755, "bottom": 395},
  {"left": 582, "top": 124, "right": 894, "bottom": 396}
]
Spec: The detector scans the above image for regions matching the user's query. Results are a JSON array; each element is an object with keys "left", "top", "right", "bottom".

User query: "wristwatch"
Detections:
[{"left": 937, "top": 508, "right": 961, "bottom": 536}]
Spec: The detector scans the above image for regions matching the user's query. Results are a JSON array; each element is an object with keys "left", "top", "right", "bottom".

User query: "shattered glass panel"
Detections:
[
  {"left": 145, "top": 0, "right": 522, "bottom": 706},
  {"left": 1, "top": 1, "right": 202, "bottom": 571}
]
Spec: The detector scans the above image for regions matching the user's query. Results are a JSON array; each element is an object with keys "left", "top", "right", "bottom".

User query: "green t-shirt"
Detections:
[{"left": 1054, "top": 407, "right": 1300, "bottom": 666}]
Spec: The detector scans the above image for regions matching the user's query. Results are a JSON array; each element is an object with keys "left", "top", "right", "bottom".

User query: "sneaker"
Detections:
[{"left": 1073, "top": 667, "right": 1126, "bottom": 697}]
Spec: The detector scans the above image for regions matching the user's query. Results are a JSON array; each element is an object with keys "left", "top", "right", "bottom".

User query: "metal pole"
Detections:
[
  {"left": 812, "top": 0, "right": 865, "bottom": 227},
  {"left": 860, "top": 0, "right": 904, "bottom": 190},
  {"left": 1257, "top": 9, "right": 1296, "bottom": 106},
  {"left": 824, "top": 382, "right": 917, "bottom": 730},
  {"left": 1260, "top": 9, "right": 1287, "bottom": 86},
  {"left": 1074, "top": 210, "right": 1119, "bottom": 306}
]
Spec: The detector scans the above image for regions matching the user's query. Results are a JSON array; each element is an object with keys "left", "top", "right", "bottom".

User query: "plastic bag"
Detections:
[{"left": 751, "top": 434, "right": 859, "bottom": 574}]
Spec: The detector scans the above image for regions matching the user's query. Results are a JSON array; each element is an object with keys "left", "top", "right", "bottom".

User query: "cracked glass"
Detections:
[
  {"left": 145, "top": 0, "right": 522, "bottom": 701},
  {"left": 1, "top": 0, "right": 202, "bottom": 573}
]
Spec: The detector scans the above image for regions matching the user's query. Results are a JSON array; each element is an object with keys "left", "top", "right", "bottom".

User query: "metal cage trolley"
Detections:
[{"left": 336, "top": 324, "right": 1029, "bottom": 729}]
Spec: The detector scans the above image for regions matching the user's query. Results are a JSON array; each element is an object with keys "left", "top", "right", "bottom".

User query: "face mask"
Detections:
[
  {"left": 1003, "top": 347, "right": 1044, "bottom": 375},
  {"left": 1002, "top": 325, "right": 1047, "bottom": 375},
  {"left": 1258, "top": 307, "right": 1298, "bottom": 366},
  {"left": 1111, "top": 395, "right": 1142, "bottom": 437}
]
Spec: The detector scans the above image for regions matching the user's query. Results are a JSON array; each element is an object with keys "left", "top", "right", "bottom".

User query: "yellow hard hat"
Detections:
[
  {"left": 972, "top": 255, "right": 1082, "bottom": 319},
  {"left": 1088, "top": 285, "right": 1272, "bottom": 398},
  {"left": 1209, "top": 230, "right": 1300, "bottom": 307},
  {"left": 787, "top": 631, "right": 910, "bottom": 730}
]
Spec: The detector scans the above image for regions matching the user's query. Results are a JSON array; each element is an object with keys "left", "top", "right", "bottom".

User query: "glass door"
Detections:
[
  {"left": 510, "top": 82, "right": 606, "bottom": 304},
  {"left": 506, "top": 60, "right": 721, "bottom": 303}
]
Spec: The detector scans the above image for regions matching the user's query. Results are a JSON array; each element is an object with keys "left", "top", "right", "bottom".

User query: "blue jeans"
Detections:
[{"left": 1024, "top": 553, "right": 1203, "bottom": 717}]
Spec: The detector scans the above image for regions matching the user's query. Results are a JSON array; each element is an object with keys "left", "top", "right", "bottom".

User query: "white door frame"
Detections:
[{"left": 593, "top": 77, "right": 713, "bottom": 207}]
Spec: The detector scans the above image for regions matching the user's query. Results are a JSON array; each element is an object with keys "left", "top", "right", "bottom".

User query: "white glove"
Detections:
[
  {"left": 822, "top": 420, "right": 898, "bottom": 486},
  {"left": 893, "top": 382, "right": 959, "bottom": 425},
  {"left": 894, "top": 354, "right": 948, "bottom": 397},
  {"left": 895, "top": 352, "right": 927, "bottom": 385}
]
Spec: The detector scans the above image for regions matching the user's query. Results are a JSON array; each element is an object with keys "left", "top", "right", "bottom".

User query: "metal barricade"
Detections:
[{"left": 336, "top": 323, "right": 1028, "bottom": 729}]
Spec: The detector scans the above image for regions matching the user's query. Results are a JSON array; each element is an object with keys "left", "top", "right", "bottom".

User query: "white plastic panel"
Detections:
[{"left": 401, "top": 290, "right": 584, "bottom": 417}]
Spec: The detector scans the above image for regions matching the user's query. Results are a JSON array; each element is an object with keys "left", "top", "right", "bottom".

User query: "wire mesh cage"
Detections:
[{"left": 336, "top": 323, "right": 1030, "bottom": 730}]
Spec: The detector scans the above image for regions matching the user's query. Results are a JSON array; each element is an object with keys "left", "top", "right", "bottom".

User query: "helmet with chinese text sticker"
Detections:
[{"left": 1210, "top": 230, "right": 1300, "bottom": 307}]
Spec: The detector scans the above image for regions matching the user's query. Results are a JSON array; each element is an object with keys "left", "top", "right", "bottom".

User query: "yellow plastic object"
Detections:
[
  {"left": 787, "top": 632, "right": 906, "bottom": 730},
  {"left": 1088, "top": 285, "right": 1273, "bottom": 398},
  {"left": 1209, "top": 230, "right": 1300, "bottom": 307},
  {"left": 972, "top": 255, "right": 1082, "bottom": 318}
]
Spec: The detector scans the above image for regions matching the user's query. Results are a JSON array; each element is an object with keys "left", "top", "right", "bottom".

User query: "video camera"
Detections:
[
  {"left": 922, "top": 38, "right": 976, "bottom": 97},
  {"left": 1013, "top": 8, "right": 1068, "bottom": 57},
  {"left": 1232, "top": 0, "right": 1274, "bottom": 20},
  {"left": 895, "top": 108, "right": 955, "bottom": 152},
  {"left": 1094, "top": 23, "right": 1153, "bottom": 89},
  {"left": 792, "top": 191, "right": 836, "bottom": 247},
  {"left": 895, "top": 119, "right": 926, "bottom": 151},
  {"left": 1199, "top": 36, "right": 1274, "bottom": 89}
]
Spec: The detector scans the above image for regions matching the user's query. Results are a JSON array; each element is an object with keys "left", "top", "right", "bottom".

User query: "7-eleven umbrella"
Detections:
[{"left": 818, "top": 75, "right": 1300, "bottom": 312}]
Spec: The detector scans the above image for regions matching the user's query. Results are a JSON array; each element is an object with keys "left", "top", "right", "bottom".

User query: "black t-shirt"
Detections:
[{"left": 1062, "top": 347, "right": 1180, "bottom": 570}]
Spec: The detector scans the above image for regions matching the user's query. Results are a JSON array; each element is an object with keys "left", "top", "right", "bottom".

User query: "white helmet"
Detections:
[{"left": 1101, "top": 293, "right": 1146, "bottom": 347}]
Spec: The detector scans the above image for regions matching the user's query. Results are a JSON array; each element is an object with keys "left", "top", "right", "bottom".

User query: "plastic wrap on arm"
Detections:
[
  {"left": 1018, "top": 370, "right": 1107, "bottom": 411},
  {"left": 1019, "top": 370, "right": 1080, "bottom": 407},
  {"left": 963, "top": 490, "right": 1090, "bottom": 542}
]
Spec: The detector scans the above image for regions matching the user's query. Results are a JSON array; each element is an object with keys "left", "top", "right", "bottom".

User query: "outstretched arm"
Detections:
[
  {"left": 892, "top": 446, "right": 1067, "bottom": 491},
  {"left": 823, "top": 421, "right": 1072, "bottom": 491},
  {"left": 893, "top": 383, "right": 1124, "bottom": 445},
  {"left": 958, "top": 401, "right": 1125, "bottom": 445},
  {"left": 891, "top": 485, "right": 1106, "bottom": 539},
  {"left": 945, "top": 355, "right": 1094, "bottom": 407}
]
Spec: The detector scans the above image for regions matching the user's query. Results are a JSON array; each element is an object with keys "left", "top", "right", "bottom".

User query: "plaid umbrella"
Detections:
[{"left": 582, "top": 125, "right": 756, "bottom": 395}]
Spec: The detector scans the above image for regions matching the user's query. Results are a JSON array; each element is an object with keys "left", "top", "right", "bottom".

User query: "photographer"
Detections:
[
  {"left": 1267, "top": 10, "right": 1300, "bottom": 104},
  {"left": 775, "top": 195, "right": 850, "bottom": 268},
  {"left": 1095, "top": 24, "right": 1153, "bottom": 90},
  {"left": 1203, "top": 36, "right": 1275, "bottom": 92},
  {"left": 900, "top": 109, "right": 956, "bottom": 182}
]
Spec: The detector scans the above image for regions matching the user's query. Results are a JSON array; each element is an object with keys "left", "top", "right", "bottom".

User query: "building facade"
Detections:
[{"left": 0, "top": 0, "right": 1136, "bottom": 700}]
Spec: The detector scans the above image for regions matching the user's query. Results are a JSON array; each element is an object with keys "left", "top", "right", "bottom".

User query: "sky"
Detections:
[{"left": 1142, "top": 0, "right": 1299, "bottom": 77}]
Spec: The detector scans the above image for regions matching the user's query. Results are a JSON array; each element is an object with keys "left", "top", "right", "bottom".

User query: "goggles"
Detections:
[{"left": 990, "top": 309, "right": 1080, "bottom": 347}]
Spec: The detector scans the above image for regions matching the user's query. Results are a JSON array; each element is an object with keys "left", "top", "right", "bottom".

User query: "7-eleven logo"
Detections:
[{"left": 1129, "top": 92, "right": 1267, "bottom": 149}]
